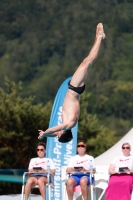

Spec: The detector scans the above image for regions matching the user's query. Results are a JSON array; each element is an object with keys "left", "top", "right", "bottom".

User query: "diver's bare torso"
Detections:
[{"left": 62, "top": 89, "right": 80, "bottom": 128}]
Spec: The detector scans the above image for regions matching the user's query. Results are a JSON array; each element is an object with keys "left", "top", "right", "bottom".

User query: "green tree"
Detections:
[
  {"left": 78, "top": 92, "right": 117, "bottom": 157},
  {"left": 88, "top": 80, "right": 133, "bottom": 136},
  {"left": 0, "top": 78, "right": 52, "bottom": 168}
]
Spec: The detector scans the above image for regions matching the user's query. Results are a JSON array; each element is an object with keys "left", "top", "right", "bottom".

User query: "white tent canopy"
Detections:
[{"left": 95, "top": 128, "right": 133, "bottom": 166}]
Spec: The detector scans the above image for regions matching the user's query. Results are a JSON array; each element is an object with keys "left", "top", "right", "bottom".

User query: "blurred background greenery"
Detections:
[{"left": 0, "top": 0, "right": 133, "bottom": 194}]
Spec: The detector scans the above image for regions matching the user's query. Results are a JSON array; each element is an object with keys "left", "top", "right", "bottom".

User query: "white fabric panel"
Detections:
[{"left": 95, "top": 128, "right": 133, "bottom": 166}]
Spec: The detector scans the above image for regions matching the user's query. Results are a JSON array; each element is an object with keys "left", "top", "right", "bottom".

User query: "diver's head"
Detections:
[{"left": 58, "top": 129, "right": 73, "bottom": 143}]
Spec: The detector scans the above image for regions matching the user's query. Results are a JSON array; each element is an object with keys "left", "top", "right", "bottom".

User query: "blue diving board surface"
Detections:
[{"left": 0, "top": 169, "right": 28, "bottom": 183}]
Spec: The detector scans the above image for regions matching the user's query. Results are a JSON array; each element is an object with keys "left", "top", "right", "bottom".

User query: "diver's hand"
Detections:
[{"left": 38, "top": 130, "right": 49, "bottom": 139}]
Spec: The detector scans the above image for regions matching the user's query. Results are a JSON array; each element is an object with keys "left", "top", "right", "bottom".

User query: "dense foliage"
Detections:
[
  {"left": 0, "top": 79, "right": 51, "bottom": 168},
  {"left": 0, "top": 0, "right": 133, "bottom": 137}
]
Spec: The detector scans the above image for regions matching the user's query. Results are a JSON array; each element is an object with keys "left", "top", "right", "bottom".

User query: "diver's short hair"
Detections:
[{"left": 58, "top": 129, "right": 73, "bottom": 143}]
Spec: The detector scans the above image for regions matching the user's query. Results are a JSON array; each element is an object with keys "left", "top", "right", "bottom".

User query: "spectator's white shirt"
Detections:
[
  {"left": 28, "top": 157, "right": 55, "bottom": 170},
  {"left": 111, "top": 155, "right": 133, "bottom": 172},
  {"left": 67, "top": 154, "right": 95, "bottom": 170}
]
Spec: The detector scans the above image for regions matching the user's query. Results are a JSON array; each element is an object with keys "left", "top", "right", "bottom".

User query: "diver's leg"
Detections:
[{"left": 70, "top": 23, "right": 105, "bottom": 87}]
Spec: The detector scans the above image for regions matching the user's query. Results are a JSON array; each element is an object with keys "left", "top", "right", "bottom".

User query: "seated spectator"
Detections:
[
  {"left": 106, "top": 142, "right": 133, "bottom": 200},
  {"left": 25, "top": 142, "right": 55, "bottom": 200},
  {"left": 66, "top": 141, "right": 96, "bottom": 200}
]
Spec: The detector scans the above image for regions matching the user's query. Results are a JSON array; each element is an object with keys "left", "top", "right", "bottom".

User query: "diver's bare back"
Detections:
[{"left": 62, "top": 89, "right": 80, "bottom": 128}]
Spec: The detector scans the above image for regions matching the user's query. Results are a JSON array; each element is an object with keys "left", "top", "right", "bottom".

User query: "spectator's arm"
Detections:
[
  {"left": 66, "top": 167, "right": 75, "bottom": 173},
  {"left": 51, "top": 169, "right": 56, "bottom": 175},
  {"left": 109, "top": 164, "right": 117, "bottom": 174},
  {"left": 28, "top": 168, "right": 35, "bottom": 173}
]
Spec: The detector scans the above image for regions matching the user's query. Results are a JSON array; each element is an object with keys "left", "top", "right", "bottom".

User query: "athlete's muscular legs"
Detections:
[{"left": 70, "top": 23, "right": 105, "bottom": 88}]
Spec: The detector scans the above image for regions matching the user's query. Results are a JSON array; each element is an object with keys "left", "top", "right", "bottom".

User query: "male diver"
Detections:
[{"left": 38, "top": 23, "right": 106, "bottom": 143}]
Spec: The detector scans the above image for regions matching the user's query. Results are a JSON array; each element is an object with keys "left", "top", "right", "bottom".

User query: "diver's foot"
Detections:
[{"left": 96, "top": 23, "right": 106, "bottom": 40}]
